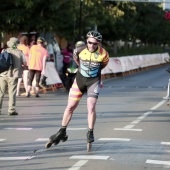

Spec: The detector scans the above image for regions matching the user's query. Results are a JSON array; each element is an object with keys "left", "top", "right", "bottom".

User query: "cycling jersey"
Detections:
[
  {"left": 69, "top": 44, "right": 109, "bottom": 101},
  {"left": 74, "top": 45, "right": 109, "bottom": 78}
]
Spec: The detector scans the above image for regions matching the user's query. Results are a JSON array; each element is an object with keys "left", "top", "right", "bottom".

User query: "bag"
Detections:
[{"left": 0, "top": 50, "right": 13, "bottom": 73}]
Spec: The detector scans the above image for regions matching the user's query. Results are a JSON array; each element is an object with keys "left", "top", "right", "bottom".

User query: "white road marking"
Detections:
[
  {"left": 146, "top": 159, "right": 170, "bottom": 166},
  {"left": 115, "top": 100, "right": 166, "bottom": 131},
  {"left": 99, "top": 138, "right": 131, "bottom": 141},
  {"left": 68, "top": 160, "right": 88, "bottom": 170},
  {"left": 114, "top": 128, "right": 142, "bottom": 131},
  {"left": 68, "top": 128, "right": 87, "bottom": 130},
  {"left": 4, "top": 128, "right": 32, "bottom": 130},
  {"left": 161, "top": 142, "right": 170, "bottom": 145},
  {"left": 35, "top": 138, "right": 49, "bottom": 141},
  {"left": 124, "top": 125, "right": 135, "bottom": 129},
  {"left": 0, "top": 139, "right": 6, "bottom": 142},
  {"left": 150, "top": 100, "right": 166, "bottom": 110},
  {"left": 131, "top": 119, "right": 141, "bottom": 124},
  {"left": 70, "top": 155, "right": 110, "bottom": 160},
  {"left": 0, "top": 156, "right": 34, "bottom": 160}
]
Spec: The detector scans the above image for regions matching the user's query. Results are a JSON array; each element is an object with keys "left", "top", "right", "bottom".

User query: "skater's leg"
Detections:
[
  {"left": 61, "top": 99, "right": 79, "bottom": 126},
  {"left": 45, "top": 79, "right": 83, "bottom": 148},
  {"left": 62, "top": 79, "right": 83, "bottom": 126},
  {"left": 87, "top": 97, "right": 97, "bottom": 129},
  {"left": 86, "top": 97, "right": 97, "bottom": 146}
]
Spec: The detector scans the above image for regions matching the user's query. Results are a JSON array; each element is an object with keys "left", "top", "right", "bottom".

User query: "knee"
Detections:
[{"left": 67, "top": 104, "right": 77, "bottom": 112}]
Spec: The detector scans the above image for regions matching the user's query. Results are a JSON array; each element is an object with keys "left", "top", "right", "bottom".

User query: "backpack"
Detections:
[{"left": 0, "top": 50, "right": 13, "bottom": 73}]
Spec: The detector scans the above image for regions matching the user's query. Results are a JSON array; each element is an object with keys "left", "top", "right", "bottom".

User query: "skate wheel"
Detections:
[
  {"left": 45, "top": 141, "right": 53, "bottom": 149},
  {"left": 87, "top": 143, "right": 92, "bottom": 152},
  {"left": 62, "top": 135, "right": 68, "bottom": 142}
]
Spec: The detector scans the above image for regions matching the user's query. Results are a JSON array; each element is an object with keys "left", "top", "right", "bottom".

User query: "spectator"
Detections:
[
  {"left": 16, "top": 35, "right": 30, "bottom": 96},
  {"left": 61, "top": 44, "right": 73, "bottom": 79},
  {"left": 0, "top": 37, "right": 26, "bottom": 115},
  {"left": 26, "top": 37, "right": 48, "bottom": 97}
]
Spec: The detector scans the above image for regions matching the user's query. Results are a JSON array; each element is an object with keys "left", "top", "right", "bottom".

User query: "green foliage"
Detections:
[
  {"left": 106, "top": 45, "right": 165, "bottom": 57},
  {"left": 1, "top": 0, "right": 170, "bottom": 53}
]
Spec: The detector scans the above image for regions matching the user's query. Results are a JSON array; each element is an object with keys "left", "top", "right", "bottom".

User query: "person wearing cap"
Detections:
[
  {"left": 16, "top": 35, "right": 30, "bottom": 96},
  {"left": 0, "top": 37, "right": 26, "bottom": 115},
  {"left": 26, "top": 37, "right": 48, "bottom": 97},
  {"left": 45, "top": 30, "right": 109, "bottom": 150}
]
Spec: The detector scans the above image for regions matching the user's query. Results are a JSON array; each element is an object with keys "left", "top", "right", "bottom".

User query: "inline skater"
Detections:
[{"left": 45, "top": 30, "right": 109, "bottom": 151}]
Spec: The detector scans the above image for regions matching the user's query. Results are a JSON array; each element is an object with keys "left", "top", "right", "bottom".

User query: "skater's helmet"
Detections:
[
  {"left": 86, "top": 30, "right": 102, "bottom": 42},
  {"left": 75, "top": 41, "right": 85, "bottom": 48}
]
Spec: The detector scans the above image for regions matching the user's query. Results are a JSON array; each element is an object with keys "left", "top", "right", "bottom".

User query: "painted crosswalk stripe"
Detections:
[
  {"left": 161, "top": 142, "right": 170, "bottom": 145},
  {"left": 98, "top": 138, "right": 131, "bottom": 141},
  {"left": 114, "top": 128, "right": 142, "bottom": 131},
  {"left": 68, "top": 160, "right": 88, "bottom": 170},
  {"left": 146, "top": 159, "right": 170, "bottom": 166},
  {"left": 0, "top": 156, "right": 34, "bottom": 160},
  {"left": 35, "top": 138, "right": 49, "bottom": 142},
  {"left": 68, "top": 128, "right": 87, "bottom": 130},
  {"left": 124, "top": 125, "right": 135, "bottom": 129},
  {"left": 0, "top": 139, "right": 6, "bottom": 142},
  {"left": 70, "top": 155, "right": 110, "bottom": 160},
  {"left": 4, "top": 128, "right": 32, "bottom": 130}
]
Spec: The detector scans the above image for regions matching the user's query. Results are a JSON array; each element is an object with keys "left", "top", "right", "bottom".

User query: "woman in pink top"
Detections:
[
  {"left": 16, "top": 35, "right": 29, "bottom": 96},
  {"left": 61, "top": 44, "right": 73, "bottom": 79},
  {"left": 26, "top": 37, "right": 48, "bottom": 97}
]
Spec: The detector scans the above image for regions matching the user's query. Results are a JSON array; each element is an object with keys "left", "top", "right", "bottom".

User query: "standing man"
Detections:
[
  {"left": 0, "top": 37, "right": 26, "bottom": 115},
  {"left": 26, "top": 37, "right": 48, "bottom": 97},
  {"left": 45, "top": 30, "right": 109, "bottom": 149}
]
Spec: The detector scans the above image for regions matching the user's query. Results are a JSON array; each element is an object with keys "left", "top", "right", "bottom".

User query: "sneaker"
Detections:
[
  {"left": 26, "top": 92, "right": 30, "bottom": 97},
  {"left": 8, "top": 112, "right": 18, "bottom": 116},
  {"left": 36, "top": 94, "right": 40, "bottom": 98}
]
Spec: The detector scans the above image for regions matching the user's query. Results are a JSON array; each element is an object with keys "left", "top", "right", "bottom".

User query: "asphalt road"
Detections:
[{"left": 0, "top": 64, "right": 170, "bottom": 170}]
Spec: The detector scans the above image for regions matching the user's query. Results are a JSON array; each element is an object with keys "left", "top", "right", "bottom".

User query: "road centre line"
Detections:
[
  {"left": 130, "top": 100, "right": 166, "bottom": 125},
  {"left": 150, "top": 100, "right": 166, "bottom": 110},
  {"left": 68, "top": 160, "right": 88, "bottom": 170},
  {"left": 99, "top": 138, "right": 131, "bottom": 141},
  {"left": 70, "top": 155, "right": 110, "bottom": 160},
  {"left": 115, "top": 100, "right": 166, "bottom": 131},
  {"left": 161, "top": 142, "right": 170, "bottom": 145},
  {"left": 146, "top": 159, "right": 170, "bottom": 166},
  {"left": 0, "top": 156, "right": 34, "bottom": 161}
]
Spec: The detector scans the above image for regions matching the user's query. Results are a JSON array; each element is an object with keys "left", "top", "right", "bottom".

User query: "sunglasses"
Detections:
[{"left": 87, "top": 41, "right": 98, "bottom": 46}]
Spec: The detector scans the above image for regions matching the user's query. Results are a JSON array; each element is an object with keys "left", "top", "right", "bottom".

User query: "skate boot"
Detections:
[
  {"left": 45, "top": 128, "right": 68, "bottom": 148},
  {"left": 86, "top": 130, "right": 94, "bottom": 152}
]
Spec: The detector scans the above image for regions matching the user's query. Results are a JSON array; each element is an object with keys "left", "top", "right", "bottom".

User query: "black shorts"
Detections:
[{"left": 69, "top": 71, "right": 101, "bottom": 101}]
